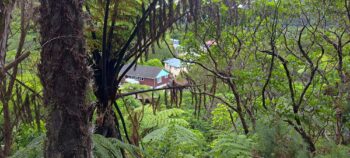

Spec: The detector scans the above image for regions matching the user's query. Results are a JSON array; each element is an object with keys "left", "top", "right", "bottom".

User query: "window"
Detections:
[
  {"left": 127, "top": 76, "right": 143, "bottom": 81},
  {"left": 137, "top": 77, "right": 144, "bottom": 81},
  {"left": 157, "top": 77, "right": 162, "bottom": 83}
]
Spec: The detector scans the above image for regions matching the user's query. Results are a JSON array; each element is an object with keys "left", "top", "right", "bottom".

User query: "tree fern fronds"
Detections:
[
  {"left": 142, "top": 124, "right": 204, "bottom": 157},
  {"left": 92, "top": 134, "right": 123, "bottom": 158},
  {"left": 210, "top": 133, "right": 254, "bottom": 158},
  {"left": 142, "top": 124, "right": 202, "bottom": 145},
  {"left": 138, "top": 106, "right": 189, "bottom": 129},
  {"left": 11, "top": 135, "right": 45, "bottom": 158},
  {"left": 11, "top": 134, "right": 144, "bottom": 158},
  {"left": 92, "top": 134, "right": 143, "bottom": 158}
]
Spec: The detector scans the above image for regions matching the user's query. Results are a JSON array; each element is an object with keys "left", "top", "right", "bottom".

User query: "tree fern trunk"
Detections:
[
  {"left": 39, "top": 0, "right": 92, "bottom": 157},
  {"left": 95, "top": 105, "right": 119, "bottom": 138}
]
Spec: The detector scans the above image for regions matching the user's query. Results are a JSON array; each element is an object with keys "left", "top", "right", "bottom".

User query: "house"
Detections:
[
  {"left": 163, "top": 58, "right": 187, "bottom": 78},
  {"left": 120, "top": 64, "right": 171, "bottom": 88}
]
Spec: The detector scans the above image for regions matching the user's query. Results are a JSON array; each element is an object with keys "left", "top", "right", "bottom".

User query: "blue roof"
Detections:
[
  {"left": 156, "top": 69, "right": 169, "bottom": 78},
  {"left": 164, "top": 58, "right": 182, "bottom": 68}
]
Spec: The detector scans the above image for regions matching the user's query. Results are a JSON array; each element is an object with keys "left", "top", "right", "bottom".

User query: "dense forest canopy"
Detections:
[{"left": 1, "top": 0, "right": 350, "bottom": 157}]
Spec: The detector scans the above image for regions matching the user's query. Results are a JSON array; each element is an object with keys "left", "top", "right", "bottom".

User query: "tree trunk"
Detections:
[
  {"left": 0, "top": 0, "right": 15, "bottom": 78},
  {"left": 95, "top": 105, "right": 119, "bottom": 138},
  {"left": 335, "top": 45, "right": 345, "bottom": 144},
  {"left": 227, "top": 80, "right": 249, "bottom": 134},
  {"left": 0, "top": 1, "right": 15, "bottom": 157},
  {"left": 39, "top": 0, "right": 92, "bottom": 157}
]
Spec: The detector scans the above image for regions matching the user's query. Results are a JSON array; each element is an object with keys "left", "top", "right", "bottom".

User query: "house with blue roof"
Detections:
[
  {"left": 120, "top": 64, "right": 171, "bottom": 88},
  {"left": 163, "top": 58, "right": 187, "bottom": 77}
]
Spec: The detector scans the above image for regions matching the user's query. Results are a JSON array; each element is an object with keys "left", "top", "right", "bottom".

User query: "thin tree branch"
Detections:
[
  {"left": 116, "top": 85, "right": 198, "bottom": 99},
  {"left": 3, "top": 52, "right": 30, "bottom": 73}
]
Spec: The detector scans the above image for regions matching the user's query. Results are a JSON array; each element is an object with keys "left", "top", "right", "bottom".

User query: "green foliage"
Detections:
[
  {"left": 210, "top": 133, "right": 254, "bottom": 158},
  {"left": 92, "top": 134, "right": 142, "bottom": 158},
  {"left": 211, "top": 104, "right": 236, "bottom": 131},
  {"left": 315, "top": 139, "right": 350, "bottom": 158},
  {"left": 85, "top": 0, "right": 142, "bottom": 50},
  {"left": 9, "top": 0, "right": 350, "bottom": 157},
  {"left": 121, "top": 95, "right": 144, "bottom": 109},
  {"left": 316, "top": 145, "right": 350, "bottom": 158},
  {"left": 142, "top": 124, "right": 204, "bottom": 158},
  {"left": 119, "top": 83, "right": 159, "bottom": 101},
  {"left": 142, "top": 58, "right": 163, "bottom": 67},
  {"left": 11, "top": 134, "right": 143, "bottom": 158},
  {"left": 146, "top": 40, "right": 174, "bottom": 60},
  {"left": 13, "top": 121, "right": 45, "bottom": 152},
  {"left": 254, "top": 120, "right": 309, "bottom": 158},
  {"left": 143, "top": 124, "right": 201, "bottom": 144},
  {"left": 136, "top": 106, "right": 189, "bottom": 129},
  {"left": 120, "top": 83, "right": 151, "bottom": 93},
  {"left": 188, "top": 117, "right": 213, "bottom": 142},
  {"left": 11, "top": 135, "right": 44, "bottom": 158}
]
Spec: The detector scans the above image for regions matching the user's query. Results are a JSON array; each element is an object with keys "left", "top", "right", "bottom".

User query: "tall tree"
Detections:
[
  {"left": 318, "top": 0, "right": 350, "bottom": 144},
  {"left": 39, "top": 0, "right": 91, "bottom": 157},
  {"left": 1, "top": 0, "right": 34, "bottom": 156},
  {"left": 0, "top": 1, "right": 16, "bottom": 156}
]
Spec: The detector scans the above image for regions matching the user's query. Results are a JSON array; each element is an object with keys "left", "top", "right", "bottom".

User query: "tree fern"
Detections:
[
  {"left": 11, "top": 134, "right": 143, "bottom": 158},
  {"left": 11, "top": 135, "right": 44, "bottom": 158},
  {"left": 92, "top": 134, "right": 142, "bottom": 158},
  {"left": 143, "top": 124, "right": 201, "bottom": 145},
  {"left": 135, "top": 106, "right": 189, "bottom": 129},
  {"left": 142, "top": 124, "right": 204, "bottom": 158},
  {"left": 210, "top": 133, "right": 254, "bottom": 158}
]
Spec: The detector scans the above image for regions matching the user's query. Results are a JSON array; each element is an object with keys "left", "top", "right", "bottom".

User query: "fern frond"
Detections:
[
  {"left": 210, "top": 133, "right": 254, "bottom": 158},
  {"left": 142, "top": 124, "right": 204, "bottom": 157},
  {"left": 11, "top": 134, "right": 143, "bottom": 158},
  {"left": 11, "top": 135, "right": 44, "bottom": 158},
  {"left": 92, "top": 134, "right": 123, "bottom": 158},
  {"left": 142, "top": 124, "right": 201, "bottom": 145},
  {"left": 92, "top": 134, "right": 143, "bottom": 158},
  {"left": 138, "top": 106, "right": 189, "bottom": 129}
]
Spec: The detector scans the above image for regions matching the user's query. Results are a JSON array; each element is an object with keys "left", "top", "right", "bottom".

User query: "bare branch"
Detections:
[{"left": 3, "top": 52, "right": 30, "bottom": 73}]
